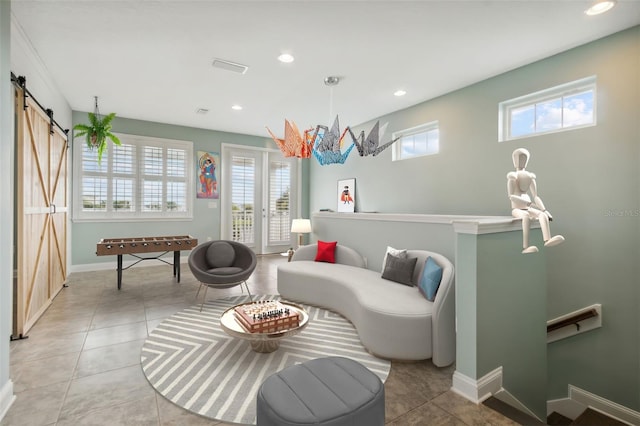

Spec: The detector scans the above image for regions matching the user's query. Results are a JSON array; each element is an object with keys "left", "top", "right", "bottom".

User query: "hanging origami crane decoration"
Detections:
[
  {"left": 347, "top": 121, "right": 400, "bottom": 157},
  {"left": 266, "top": 119, "right": 315, "bottom": 158},
  {"left": 311, "top": 115, "right": 355, "bottom": 165}
]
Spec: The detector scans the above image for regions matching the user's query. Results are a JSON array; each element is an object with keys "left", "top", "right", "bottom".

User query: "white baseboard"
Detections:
[
  {"left": 70, "top": 255, "right": 190, "bottom": 274},
  {"left": 0, "top": 380, "right": 15, "bottom": 422},
  {"left": 569, "top": 385, "right": 640, "bottom": 426},
  {"left": 547, "top": 385, "right": 640, "bottom": 425},
  {"left": 451, "top": 366, "right": 502, "bottom": 404}
]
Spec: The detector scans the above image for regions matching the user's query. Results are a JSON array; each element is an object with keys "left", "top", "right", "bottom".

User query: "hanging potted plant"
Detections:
[{"left": 73, "top": 96, "right": 121, "bottom": 164}]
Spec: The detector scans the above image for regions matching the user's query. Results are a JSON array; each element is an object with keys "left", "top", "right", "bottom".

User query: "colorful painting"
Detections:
[
  {"left": 197, "top": 151, "right": 219, "bottom": 199},
  {"left": 337, "top": 178, "right": 355, "bottom": 213}
]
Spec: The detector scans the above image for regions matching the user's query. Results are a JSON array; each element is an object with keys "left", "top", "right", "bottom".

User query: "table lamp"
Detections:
[{"left": 291, "top": 218, "right": 312, "bottom": 248}]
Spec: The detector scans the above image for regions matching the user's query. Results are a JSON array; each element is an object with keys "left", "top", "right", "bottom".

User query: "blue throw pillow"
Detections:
[{"left": 418, "top": 257, "right": 443, "bottom": 301}]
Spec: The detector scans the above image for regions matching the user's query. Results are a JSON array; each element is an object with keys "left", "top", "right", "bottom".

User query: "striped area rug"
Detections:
[{"left": 141, "top": 295, "right": 391, "bottom": 425}]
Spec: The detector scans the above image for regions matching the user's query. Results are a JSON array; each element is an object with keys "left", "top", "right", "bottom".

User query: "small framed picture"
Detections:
[{"left": 337, "top": 178, "right": 355, "bottom": 213}]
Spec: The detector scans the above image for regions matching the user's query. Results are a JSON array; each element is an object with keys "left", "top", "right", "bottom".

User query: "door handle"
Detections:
[{"left": 50, "top": 204, "right": 56, "bottom": 214}]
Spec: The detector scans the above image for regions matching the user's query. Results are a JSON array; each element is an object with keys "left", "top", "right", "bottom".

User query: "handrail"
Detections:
[{"left": 547, "top": 308, "right": 598, "bottom": 333}]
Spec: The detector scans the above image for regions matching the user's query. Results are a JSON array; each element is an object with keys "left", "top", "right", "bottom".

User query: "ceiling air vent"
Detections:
[{"left": 212, "top": 58, "right": 249, "bottom": 75}]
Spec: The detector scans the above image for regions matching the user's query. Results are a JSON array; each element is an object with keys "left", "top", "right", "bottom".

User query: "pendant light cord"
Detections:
[{"left": 94, "top": 96, "right": 101, "bottom": 119}]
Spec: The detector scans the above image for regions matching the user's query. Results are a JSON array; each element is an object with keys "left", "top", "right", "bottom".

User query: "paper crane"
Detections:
[
  {"left": 347, "top": 121, "right": 399, "bottom": 156},
  {"left": 311, "top": 116, "right": 355, "bottom": 165},
  {"left": 266, "top": 119, "right": 315, "bottom": 158}
]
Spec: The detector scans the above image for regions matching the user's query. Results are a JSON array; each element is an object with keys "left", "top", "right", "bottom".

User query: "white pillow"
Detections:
[{"left": 380, "top": 246, "right": 408, "bottom": 273}]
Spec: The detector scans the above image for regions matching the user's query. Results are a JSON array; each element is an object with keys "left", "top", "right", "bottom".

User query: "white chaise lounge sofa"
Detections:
[{"left": 277, "top": 244, "right": 456, "bottom": 366}]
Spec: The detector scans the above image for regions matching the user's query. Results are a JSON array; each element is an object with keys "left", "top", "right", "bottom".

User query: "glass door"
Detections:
[
  {"left": 221, "top": 146, "right": 297, "bottom": 254},
  {"left": 265, "top": 151, "right": 294, "bottom": 253}
]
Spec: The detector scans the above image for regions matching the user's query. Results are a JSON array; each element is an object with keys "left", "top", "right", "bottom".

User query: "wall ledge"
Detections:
[{"left": 312, "top": 211, "right": 531, "bottom": 235}]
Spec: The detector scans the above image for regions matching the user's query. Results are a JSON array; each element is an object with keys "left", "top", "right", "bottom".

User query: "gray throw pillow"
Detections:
[
  {"left": 380, "top": 246, "right": 408, "bottom": 274},
  {"left": 381, "top": 253, "right": 417, "bottom": 286}
]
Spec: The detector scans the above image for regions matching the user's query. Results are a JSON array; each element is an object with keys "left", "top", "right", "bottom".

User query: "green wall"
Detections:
[
  {"left": 453, "top": 233, "right": 477, "bottom": 378},
  {"left": 477, "top": 231, "right": 547, "bottom": 418},
  {"left": 455, "top": 229, "right": 547, "bottom": 419},
  {"left": 70, "top": 112, "right": 310, "bottom": 266},
  {"left": 0, "top": 0, "right": 13, "bottom": 407},
  {"left": 310, "top": 27, "right": 640, "bottom": 410}
]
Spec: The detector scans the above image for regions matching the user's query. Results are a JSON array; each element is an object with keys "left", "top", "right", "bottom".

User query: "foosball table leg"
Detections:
[
  {"left": 174, "top": 250, "right": 181, "bottom": 283},
  {"left": 117, "top": 254, "right": 123, "bottom": 290}
]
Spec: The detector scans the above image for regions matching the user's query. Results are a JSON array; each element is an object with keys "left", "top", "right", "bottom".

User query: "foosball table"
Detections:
[{"left": 96, "top": 235, "right": 198, "bottom": 289}]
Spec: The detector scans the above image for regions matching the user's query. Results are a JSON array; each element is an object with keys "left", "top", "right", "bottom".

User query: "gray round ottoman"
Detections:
[{"left": 256, "top": 356, "right": 385, "bottom": 426}]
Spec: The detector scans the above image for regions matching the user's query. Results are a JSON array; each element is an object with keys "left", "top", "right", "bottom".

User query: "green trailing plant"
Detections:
[{"left": 73, "top": 111, "right": 121, "bottom": 164}]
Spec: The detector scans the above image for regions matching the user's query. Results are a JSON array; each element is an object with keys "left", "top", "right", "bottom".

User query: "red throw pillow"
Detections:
[{"left": 315, "top": 240, "right": 337, "bottom": 263}]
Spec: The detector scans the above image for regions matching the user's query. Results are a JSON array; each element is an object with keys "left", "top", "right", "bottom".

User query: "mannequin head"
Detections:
[{"left": 512, "top": 148, "right": 530, "bottom": 170}]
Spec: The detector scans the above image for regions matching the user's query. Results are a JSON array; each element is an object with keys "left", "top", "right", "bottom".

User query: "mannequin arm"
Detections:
[
  {"left": 507, "top": 175, "right": 531, "bottom": 208},
  {"left": 530, "top": 179, "right": 547, "bottom": 211}
]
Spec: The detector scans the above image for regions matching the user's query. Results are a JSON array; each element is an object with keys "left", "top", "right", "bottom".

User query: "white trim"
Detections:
[
  {"left": 452, "top": 218, "right": 538, "bottom": 235},
  {"left": 451, "top": 367, "right": 502, "bottom": 404},
  {"left": 314, "top": 211, "right": 511, "bottom": 225},
  {"left": 569, "top": 385, "right": 640, "bottom": 426},
  {"left": 313, "top": 211, "right": 542, "bottom": 235},
  {"left": 0, "top": 380, "right": 15, "bottom": 422},
  {"left": 313, "top": 212, "right": 538, "bottom": 236},
  {"left": 547, "top": 386, "right": 640, "bottom": 425}
]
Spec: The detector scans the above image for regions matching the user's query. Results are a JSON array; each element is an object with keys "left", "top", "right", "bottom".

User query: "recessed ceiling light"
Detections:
[
  {"left": 585, "top": 0, "right": 616, "bottom": 15},
  {"left": 231, "top": 105, "right": 243, "bottom": 111},
  {"left": 278, "top": 53, "right": 295, "bottom": 63},
  {"left": 394, "top": 90, "right": 407, "bottom": 97}
]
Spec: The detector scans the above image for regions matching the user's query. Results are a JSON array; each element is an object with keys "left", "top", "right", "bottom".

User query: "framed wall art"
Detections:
[
  {"left": 337, "top": 178, "right": 355, "bottom": 213},
  {"left": 197, "top": 151, "right": 219, "bottom": 199}
]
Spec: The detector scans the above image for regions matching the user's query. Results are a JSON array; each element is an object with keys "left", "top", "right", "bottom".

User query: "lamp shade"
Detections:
[{"left": 291, "top": 218, "right": 312, "bottom": 233}]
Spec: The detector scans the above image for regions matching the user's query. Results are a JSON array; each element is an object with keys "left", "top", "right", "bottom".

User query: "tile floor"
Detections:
[{"left": 2, "top": 254, "right": 518, "bottom": 426}]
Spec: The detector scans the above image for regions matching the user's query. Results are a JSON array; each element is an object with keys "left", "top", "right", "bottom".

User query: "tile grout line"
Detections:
[{"left": 52, "top": 282, "right": 99, "bottom": 424}]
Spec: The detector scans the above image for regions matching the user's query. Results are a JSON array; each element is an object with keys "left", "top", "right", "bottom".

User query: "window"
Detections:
[
  {"left": 499, "top": 76, "right": 596, "bottom": 142},
  {"left": 74, "top": 133, "right": 193, "bottom": 221},
  {"left": 268, "top": 159, "right": 291, "bottom": 244},
  {"left": 392, "top": 121, "right": 439, "bottom": 161},
  {"left": 230, "top": 155, "right": 256, "bottom": 244}
]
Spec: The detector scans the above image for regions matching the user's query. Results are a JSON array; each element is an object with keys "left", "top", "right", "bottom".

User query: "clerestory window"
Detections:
[
  {"left": 499, "top": 76, "right": 596, "bottom": 142},
  {"left": 392, "top": 121, "right": 440, "bottom": 161}
]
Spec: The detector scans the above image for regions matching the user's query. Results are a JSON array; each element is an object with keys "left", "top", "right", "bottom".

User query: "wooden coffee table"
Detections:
[{"left": 220, "top": 301, "right": 309, "bottom": 353}]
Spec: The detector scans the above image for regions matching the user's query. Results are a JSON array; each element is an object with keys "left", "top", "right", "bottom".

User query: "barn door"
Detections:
[{"left": 14, "top": 86, "right": 68, "bottom": 337}]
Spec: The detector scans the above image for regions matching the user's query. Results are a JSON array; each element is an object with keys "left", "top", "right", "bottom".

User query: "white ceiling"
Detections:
[{"left": 11, "top": 0, "right": 640, "bottom": 138}]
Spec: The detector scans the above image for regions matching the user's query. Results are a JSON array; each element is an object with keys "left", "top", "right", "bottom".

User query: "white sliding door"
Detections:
[{"left": 221, "top": 145, "right": 297, "bottom": 254}]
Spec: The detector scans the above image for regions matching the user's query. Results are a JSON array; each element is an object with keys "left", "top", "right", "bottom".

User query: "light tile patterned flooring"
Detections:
[{"left": 3, "top": 254, "right": 518, "bottom": 426}]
